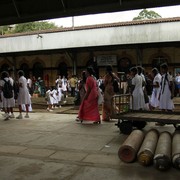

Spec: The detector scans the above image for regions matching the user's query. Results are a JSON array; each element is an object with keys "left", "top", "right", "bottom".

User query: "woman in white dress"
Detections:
[
  {"left": 45, "top": 86, "right": 54, "bottom": 111},
  {"left": 51, "top": 87, "right": 58, "bottom": 108},
  {"left": 149, "top": 68, "right": 162, "bottom": 110},
  {"left": 130, "top": 67, "right": 145, "bottom": 110},
  {"left": 159, "top": 63, "right": 174, "bottom": 111},
  {"left": 57, "top": 85, "right": 63, "bottom": 107},
  {"left": 16, "top": 70, "right": 31, "bottom": 119},
  {"left": 61, "top": 75, "right": 68, "bottom": 101}
]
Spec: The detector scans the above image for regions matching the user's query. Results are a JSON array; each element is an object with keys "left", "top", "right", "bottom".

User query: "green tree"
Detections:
[
  {"left": 12, "top": 21, "right": 58, "bottom": 33},
  {"left": 0, "top": 25, "right": 11, "bottom": 35},
  {"left": 133, "top": 9, "right": 162, "bottom": 20}
]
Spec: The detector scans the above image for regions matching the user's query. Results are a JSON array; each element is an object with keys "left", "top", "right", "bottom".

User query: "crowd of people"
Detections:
[
  {"left": 74, "top": 63, "right": 180, "bottom": 125},
  {"left": 0, "top": 63, "right": 179, "bottom": 123},
  {"left": 0, "top": 70, "right": 31, "bottom": 120}
]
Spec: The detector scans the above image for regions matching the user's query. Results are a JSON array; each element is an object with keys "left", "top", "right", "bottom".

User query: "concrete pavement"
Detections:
[{"left": 0, "top": 109, "right": 179, "bottom": 180}]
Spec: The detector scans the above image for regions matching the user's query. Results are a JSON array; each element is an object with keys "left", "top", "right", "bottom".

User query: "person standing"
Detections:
[
  {"left": 16, "top": 70, "right": 31, "bottom": 119},
  {"left": 0, "top": 71, "right": 15, "bottom": 120},
  {"left": 27, "top": 75, "right": 33, "bottom": 95},
  {"left": 130, "top": 67, "right": 145, "bottom": 110},
  {"left": 55, "top": 75, "right": 62, "bottom": 89},
  {"left": 45, "top": 86, "right": 54, "bottom": 111},
  {"left": 57, "top": 83, "right": 63, "bottom": 108},
  {"left": 102, "top": 65, "right": 120, "bottom": 121},
  {"left": 74, "top": 71, "right": 86, "bottom": 107},
  {"left": 158, "top": 63, "right": 174, "bottom": 112},
  {"left": 38, "top": 77, "right": 45, "bottom": 97},
  {"left": 149, "top": 68, "right": 162, "bottom": 110},
  {"left": 69, "top": 75, "right": 77, "bottom": 97},
  {"left": 77, "top": 66, "right": 101, "bottom": 124},
  {"left": 175, "top": 72, "right": 180, "bottom": 97},
  {"left": 61, "top": 75, "right": 68, "bottom": 102}
]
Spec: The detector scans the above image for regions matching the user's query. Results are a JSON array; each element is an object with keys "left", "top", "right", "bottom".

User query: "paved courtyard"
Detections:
[{"left": 0, "top": 103, "right": 179, "bottom": 180}]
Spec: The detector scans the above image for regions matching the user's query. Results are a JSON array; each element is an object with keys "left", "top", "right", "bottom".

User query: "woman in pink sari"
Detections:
[{"left": 78, "top": 67, "right": 101, "bottom": 124}]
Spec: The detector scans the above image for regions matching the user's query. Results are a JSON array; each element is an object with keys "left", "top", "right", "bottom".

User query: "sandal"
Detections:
[{"left": 93, "top": 121, "right": 101, "bottom": 124}]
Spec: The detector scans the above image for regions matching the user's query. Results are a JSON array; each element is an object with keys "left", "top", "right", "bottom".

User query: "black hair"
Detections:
[
  {"left": 160, "top": 63, "right": 168, "bottom": 69},
  {"left": 152, "top": 68, "right": 159, "bottom": 75},
  {"left": 87, "top": 66, "right": 95, "bottom": 76},
  {"left": 137, "top": 66, "right": 144, "bottom": 75},
  {"left": 1, "top": 71, "right": 9, "bottom": 79},
  {"left": 106, "top": 65, "right": 113, "bottom": 73},
  {"left": 18, "top": 70, "right": 24, "bottom": 76},
  {"left": 82, "top": 71, "right": 86, "bottom": 83},
  {"left": 130, "top": 67, "right": 138, "bottom": 73}
]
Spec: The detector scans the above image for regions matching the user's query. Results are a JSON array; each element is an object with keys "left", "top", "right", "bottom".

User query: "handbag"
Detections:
[{"left": 98, "top": 88, "right": 104, "bottom": 105}]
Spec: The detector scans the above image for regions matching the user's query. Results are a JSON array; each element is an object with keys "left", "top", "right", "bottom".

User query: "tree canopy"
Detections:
[
  {"left": 0, "top": 21, "right": 59, "bottom": 35},
  {"left": 133, "top": 9, "right": 162, "bottom": 21}
]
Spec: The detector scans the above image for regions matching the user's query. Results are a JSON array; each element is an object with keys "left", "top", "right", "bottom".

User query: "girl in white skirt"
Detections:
[
  {"left": 159, "top": 63, "right": 174, "bottom": 112},
  {"left": 16, "top": 70, "right": 31, "bottom": 119},
  {"left": 149, "top": 68, "right": 162, "bottom": 110}
]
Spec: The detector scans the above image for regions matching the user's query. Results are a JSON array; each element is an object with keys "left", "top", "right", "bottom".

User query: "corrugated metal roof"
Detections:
[{"left": 0, "top": 0, "right": 179, "bottom": 26}]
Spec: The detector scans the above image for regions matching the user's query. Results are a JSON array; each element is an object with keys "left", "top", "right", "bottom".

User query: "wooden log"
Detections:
[
  {"left": 118, "top": 129, "right": 144, "bottom": 163},
  {"left": 137, "top": 129, "right": 159, "bottom": 166},
  {"left": 153, "top": 131, "right": 172, "bottom": 171},
  {"left": 172, "top": 131, "right": 180, "bottom": 169}
]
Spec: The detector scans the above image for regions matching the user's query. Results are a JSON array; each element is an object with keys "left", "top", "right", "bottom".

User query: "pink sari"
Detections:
[{"left": 78, "top": 76, "right": 100, "bottom": 122}]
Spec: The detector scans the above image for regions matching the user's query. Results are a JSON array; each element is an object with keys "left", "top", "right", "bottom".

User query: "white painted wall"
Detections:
[{"left": 0, "top": 21, "right": 180, "bottom": 53}]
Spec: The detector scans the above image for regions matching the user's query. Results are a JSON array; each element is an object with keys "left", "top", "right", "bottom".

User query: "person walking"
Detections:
[
  {"left": 16, "top": 70, "right": 31, "bottom": 119},
  {"left": 75, "top": 71, "right": 86, "bottom": 119},
  {"left": 78, "top": 71, "right": 87, "bottom": 104},
  {"left": 102, "top": 65, "right": 120, "bottom": 122},
  {"left": 149, "top": 68, "right": 162, "bottom": 110},
  {"left": 77, "top": 66, "right": 101, "bottom": 124}
]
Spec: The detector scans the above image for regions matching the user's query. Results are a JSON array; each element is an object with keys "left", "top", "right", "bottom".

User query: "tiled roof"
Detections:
[{"left": 1, "top": 17, "right": 180, "bottom": 38}]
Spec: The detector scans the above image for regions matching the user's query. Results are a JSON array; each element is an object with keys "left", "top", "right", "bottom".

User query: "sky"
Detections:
[{"left": 48, "top": 5, "right": 180, "bottom": 27}]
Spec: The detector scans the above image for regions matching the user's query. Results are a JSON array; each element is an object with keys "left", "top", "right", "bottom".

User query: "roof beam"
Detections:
[
  {"left": 12, "top": 0, "right": 20, "bottom": 18},
  {"left": 60, "top": 0, "right": 66, "bottom": 11}
]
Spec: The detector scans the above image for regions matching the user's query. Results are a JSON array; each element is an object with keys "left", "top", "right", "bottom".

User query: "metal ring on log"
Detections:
[
  {"left": 137, "top": 129, "right": 159, "bottom": 166},
  {"left": 118, "top": 129, "right": 144, "bottom": 163},
  {"left": 172, "top": 130, "right": 180, "bottom": 169},
  {"left": 153, "top": 131, "right": 172, "bottom": 171}
]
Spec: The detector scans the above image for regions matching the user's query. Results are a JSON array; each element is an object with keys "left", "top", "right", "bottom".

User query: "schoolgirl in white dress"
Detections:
[
  {"left": 149, "top": 68, "right": 162, "bottom": 109},
  {"left": 130, "top": 67, "right": 146, "bottom": 110},
  {"left": 16, "top": 70, "right": 31, "bottom": 119},
  {"left": 159, "top": 63, "right": 174, "bottom": 111},
  {"left": 0, "top": 71, "right": 15, "bottom": 120}
]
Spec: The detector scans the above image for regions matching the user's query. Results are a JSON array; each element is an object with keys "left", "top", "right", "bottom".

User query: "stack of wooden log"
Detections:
[{"left": 118, "top": 129, "right": 180, "bottom": 170}]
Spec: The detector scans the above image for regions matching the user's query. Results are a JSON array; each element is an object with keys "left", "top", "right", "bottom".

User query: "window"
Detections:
[
  {"left": 118, "top": 58, "right": 131, "bottom": 73},
  {"left": 33, "top": 62, "right": 43, "bottom": 79},
  {"left": 58, "top": 62, "right": 68, "bottom": 78},
  {"left": 0, "top": 63, "right": 10, "bottom": 72},
  {"left": 152, "top": 56, "right": 168, "bottom": 70},
  {"left": 20, "top": 63, "right": 29, "bottom": 78}
]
